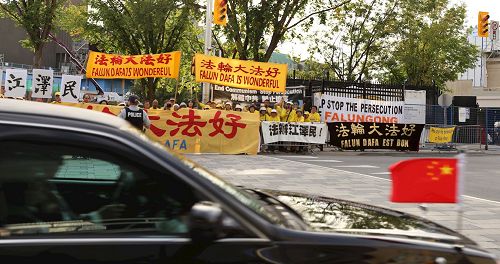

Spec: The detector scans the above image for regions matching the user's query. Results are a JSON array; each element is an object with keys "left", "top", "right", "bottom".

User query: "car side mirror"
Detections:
[{"left": 188, "top": 201, "right": 224, "bottom": 243}]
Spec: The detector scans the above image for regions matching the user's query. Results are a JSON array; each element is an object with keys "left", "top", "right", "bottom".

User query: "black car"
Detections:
[{"left": 0, "top": 99, "right": 496, "bottom": 264}]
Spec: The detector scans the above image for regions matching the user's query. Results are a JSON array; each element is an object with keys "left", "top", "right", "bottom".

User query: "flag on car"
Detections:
[{"left": 390, "top": 158, "right": 460, "bottom": 203}]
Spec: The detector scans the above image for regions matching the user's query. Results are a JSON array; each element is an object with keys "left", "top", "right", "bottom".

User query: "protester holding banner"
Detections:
[
  {"left": 259, "top": 107, "right": 269, "bottom": 121},
  {"left": 51, "top": 92, "right": 62, "bottom": 104},
  {"left": 83, "top": 94, "right": 91, "bottom": 103},
  {"left": 304, "top": 111, "right": 311, "bottom": 122},
  {"left": 295, "top": 109, "right": 305, "bottom": 122},
  {"left": 224, "top": 102, "right": 233, "bottom": 111},
  {"left": 268, "top": 109, "right": 281, "bottom": 122},
  {"left": 277, "top": 101, "right": 297, "bottom": 122},
  {"left": 152, "top": 99, "right": 160, "bottom": 109},
  {"left": 309, "top": 106, "right": 321, "bottom": 122}
]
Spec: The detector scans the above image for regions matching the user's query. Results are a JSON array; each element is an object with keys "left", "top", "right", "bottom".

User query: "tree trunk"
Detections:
[
  {"left": 33, "top": 45, "right": 43, "bottom": 68},
  {"left": 145, "top": 78, "right": 156, "bottom": 101}
]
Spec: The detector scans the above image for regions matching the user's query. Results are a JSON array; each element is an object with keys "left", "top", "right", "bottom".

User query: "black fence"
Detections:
[{"left": 286, "top": 72, "right": 440, "bottom": 103}]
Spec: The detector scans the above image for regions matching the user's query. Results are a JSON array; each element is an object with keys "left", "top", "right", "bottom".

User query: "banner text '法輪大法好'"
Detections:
[
  {"left": 194, "top": 54, "right": 287, "bottom": 93},
  {"left": 86, "top": 51, "right": 181, "bottom": 79}
]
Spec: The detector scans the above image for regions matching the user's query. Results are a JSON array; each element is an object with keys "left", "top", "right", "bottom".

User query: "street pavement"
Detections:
[{"left": 187, "top": 150, "right": 500, "bottom": 257}]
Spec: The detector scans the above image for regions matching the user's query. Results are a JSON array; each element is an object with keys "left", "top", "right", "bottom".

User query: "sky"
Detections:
[{"left": 277, "top": 0, "right": 500, "bottom": 60}]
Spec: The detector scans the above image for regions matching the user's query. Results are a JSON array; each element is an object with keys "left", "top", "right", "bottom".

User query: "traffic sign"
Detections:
[{"left": 491, "top": 21, "right": 499, "bottom": 40}]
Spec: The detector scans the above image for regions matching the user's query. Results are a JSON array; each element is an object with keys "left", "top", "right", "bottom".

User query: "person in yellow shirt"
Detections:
[
  {"left": 259, "top": 107, "right": 269, "bottom": 121},
  {"left": 277, "top": 101, "right": 296, "bottom": 122},
  {"left": 309, "top": 105, "right": 321, "bottom": 122},
  {"left": 268, "top": 109, "right": 281, "bottom": 122},
  {"left": 295, "top": 109, "right": 305, "bottom": 122},
  {"left": 303, "top": 111, "right": 311, "bottom": 122},
  {"left": 51, "top": 92, "right": 62, "bottom": 104}
]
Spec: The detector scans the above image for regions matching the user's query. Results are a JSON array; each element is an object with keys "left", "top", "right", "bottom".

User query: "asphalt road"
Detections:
[{"left": 271, "top": 151, "right": 500, "bottom": 202}]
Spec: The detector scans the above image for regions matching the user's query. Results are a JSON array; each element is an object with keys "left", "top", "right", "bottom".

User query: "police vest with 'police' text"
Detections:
[{"left": 125, "top": 107, "right": 144, "bottom": 130}]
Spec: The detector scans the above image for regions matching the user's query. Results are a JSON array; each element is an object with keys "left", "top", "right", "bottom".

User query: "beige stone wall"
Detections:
[
  {"left": 486, "top": 60, "right": 500, "bottom": 90},
  {"left": 445, "top": 80, "right": 473, "bottom": 95}
]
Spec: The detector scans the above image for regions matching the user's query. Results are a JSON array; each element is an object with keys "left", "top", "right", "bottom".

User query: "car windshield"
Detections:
[{"left": 123, "top": 127, "right": 289, "bottom": 227}]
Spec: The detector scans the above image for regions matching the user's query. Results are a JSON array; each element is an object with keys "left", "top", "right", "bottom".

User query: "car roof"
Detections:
[{"left": 0, "top": 99, "right": 129, "bottom": 129}]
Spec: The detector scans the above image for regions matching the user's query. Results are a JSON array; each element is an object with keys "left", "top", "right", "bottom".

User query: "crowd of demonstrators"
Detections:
[{"left": 1, "top": 90, "right": 322, "bottom": 153}]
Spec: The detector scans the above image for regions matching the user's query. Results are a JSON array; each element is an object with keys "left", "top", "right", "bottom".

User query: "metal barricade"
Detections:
[{"left": 420, "top": 124, "right": 484, "bottom": 151}]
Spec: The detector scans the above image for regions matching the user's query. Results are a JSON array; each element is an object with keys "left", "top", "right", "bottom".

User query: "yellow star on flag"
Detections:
[{"left": 439, "top": 165, "right": 454, "bottom": 175}]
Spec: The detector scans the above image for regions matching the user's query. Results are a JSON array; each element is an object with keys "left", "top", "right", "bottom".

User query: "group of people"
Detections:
[{"left": 140, "top": 97, "right": 321, "bottom": 124}]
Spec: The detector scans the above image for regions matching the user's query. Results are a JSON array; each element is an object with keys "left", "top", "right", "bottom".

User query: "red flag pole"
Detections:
[{"left": 456, "top": 151, "right": 466, "bottom": 231}]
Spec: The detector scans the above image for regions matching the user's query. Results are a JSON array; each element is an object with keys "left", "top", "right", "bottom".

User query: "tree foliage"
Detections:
[
  {"left": 305, "top": 0, "right": 477, "bottom": 90},
  {"left": 0, "top": 0, "right": 66, "bottom": 67},
  {"left": 215, "top": 0, "right": 349, "bottom": 62},
  {"left": 60, "top": 0, "right": 201, "bottom": 100},
  {"left": 381, "top": 0, "right": 478, "bottom": 89},
  {"left": 308, "top": 0, "right": 398, "bottom": 81}
]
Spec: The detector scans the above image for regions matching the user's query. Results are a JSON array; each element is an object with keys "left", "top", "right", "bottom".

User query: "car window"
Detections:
[
  {"left": 54, "top": 156, "right": 121, "bottom": 181},
  {"left": 0, "top": 140, "right": 201, "bottom": 237}
]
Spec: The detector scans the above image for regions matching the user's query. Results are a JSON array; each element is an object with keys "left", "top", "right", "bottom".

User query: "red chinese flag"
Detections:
[{"left": 390, "top": 158, "right": 459, "bottom": 203}]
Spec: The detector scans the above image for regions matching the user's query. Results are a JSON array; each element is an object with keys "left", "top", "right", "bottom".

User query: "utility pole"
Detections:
[{"left": 202, "top": 0, "right": 213, "bottom": 103}]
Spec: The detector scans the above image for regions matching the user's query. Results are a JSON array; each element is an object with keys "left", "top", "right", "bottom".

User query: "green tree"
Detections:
[
  {"left": 381, "top": 0, "right": 478, "bottom": 89},
  {"left": 307, "top": 0, "right": 398, "bottom": 81},
  {"left": 0, "top": 0, "right": 66, "bottom": 67},
  {"left": 215, "top": 0, "right": 350, "bottom": 62},
  {"left": 60, "top": 0, "right": 200, "bottom": 100}
]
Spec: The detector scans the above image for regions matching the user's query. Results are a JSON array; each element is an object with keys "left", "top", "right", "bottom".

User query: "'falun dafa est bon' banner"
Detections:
[
  {"left": 86, "top": 51, "right": 182, "bottom": 79},
  {"left": 194, "top": 54, "right": 287, "bottom": 93},
  {"left": 60, "top": 103, "right": 260, "bottom": 155}
]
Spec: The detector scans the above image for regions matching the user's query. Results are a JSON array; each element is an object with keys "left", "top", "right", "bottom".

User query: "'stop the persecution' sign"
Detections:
[
  {"left": 194, "top": 54, "right": 287, "bottom": 93},
  {"left": 86, "top": 51, "right": 182, "bottom": 79},
  {"left": 321, "top": 94, "right": 405, "bottom": 123}
]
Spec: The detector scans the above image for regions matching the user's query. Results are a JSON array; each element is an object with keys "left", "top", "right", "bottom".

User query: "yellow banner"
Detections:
[
  {"left": 61, "top": 103, "right": 260, "bottom": 154},
  {"left": 86, "top": 51, "right": 181, "bottom": 79},
  {"left": 194, "top": 54, "right": 287, "bottom": 93},
  {"left": 429, "top": 127, "right": 455, "bottom": 143}
]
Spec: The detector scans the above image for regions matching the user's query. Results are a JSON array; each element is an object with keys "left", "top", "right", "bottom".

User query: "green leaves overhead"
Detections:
[{"left": 0, "top": 0, "right": 66, "bottom": 67}]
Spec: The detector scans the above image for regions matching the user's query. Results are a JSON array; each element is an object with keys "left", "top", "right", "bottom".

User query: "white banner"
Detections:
[
  {"left": 320, "top": 94, "right": 405, "bottom": 123},
  {"left": 4, "top": 69, "right": 27, "bottom": 98},
  {"left": 32, "top": 69, "right": 54, "bottom": 98},
  {"left": 403, "top": 90, "right": 426, "bottom": 124},
  {"left": 261, "top": 121, "right": 328, "bottom": 144},
  {"left": 60, "top": 75, "right": 82, "bottom": 102}
]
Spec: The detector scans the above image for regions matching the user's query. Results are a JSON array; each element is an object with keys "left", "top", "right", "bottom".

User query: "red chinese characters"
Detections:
[
  {"left": 124, "top": 56, "right": 139, "bottom": 65},
  {"left": 234, "top": 64, "right": 248, "bottom": 73},
  {"left": 94, "top": 54, "right": 109, "bottom": 66},
  {"left": 217, "top": 62, "right": 232, "bottom": 72},
  {"left": 147, "top": 114, "right": 167, "bottom": 137},
  {"left": 250, "top": 66, "right": 264, "bottom": 76},
  {"left": 166, "top": 110, "right": 207, "bottom": 137},
  {"left": 166, "top": 110, "right": 247, "bottom": 138},
  {"left": 140, "top": 54, "right": 155, "bottom": 66},
  {"left": 201, "top": 59, "right": 215, "bottom": 70},
  {"left": 110, "top": 55, "right": 123, "bottom": 66},
  {"left": 157, "top": 54, "right": 172, "bottom": 65},
  {"left": 208, "top": 111, "right": 247, "bottom": 139},
  {"left": 265, "top": 67, "right": 280, "bottom": 78}
]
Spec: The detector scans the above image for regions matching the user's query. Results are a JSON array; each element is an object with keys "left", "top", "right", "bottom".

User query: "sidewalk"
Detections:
[{"left": 187, "top": 154, "right": 500, "bottom": 257}]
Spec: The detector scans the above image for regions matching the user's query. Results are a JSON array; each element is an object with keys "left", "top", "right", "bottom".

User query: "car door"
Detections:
[{"left": 0, "top": 122, "right": 277, "bottom": 264}]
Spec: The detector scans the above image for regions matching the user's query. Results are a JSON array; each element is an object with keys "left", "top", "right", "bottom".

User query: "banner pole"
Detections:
[
  {"left": 457, "top": 151, "right": 466, "bottom": 231},
  {"left": 174, "top": 79, "right": 179, "bottom": 104},
  {"left": 202, "top": 0, "right": 213, "bottom": 103}
]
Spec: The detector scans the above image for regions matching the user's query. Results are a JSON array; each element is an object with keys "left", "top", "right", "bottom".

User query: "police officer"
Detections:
[{"left": 119, "top": 95, "right": 151, "bottom": 131}]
